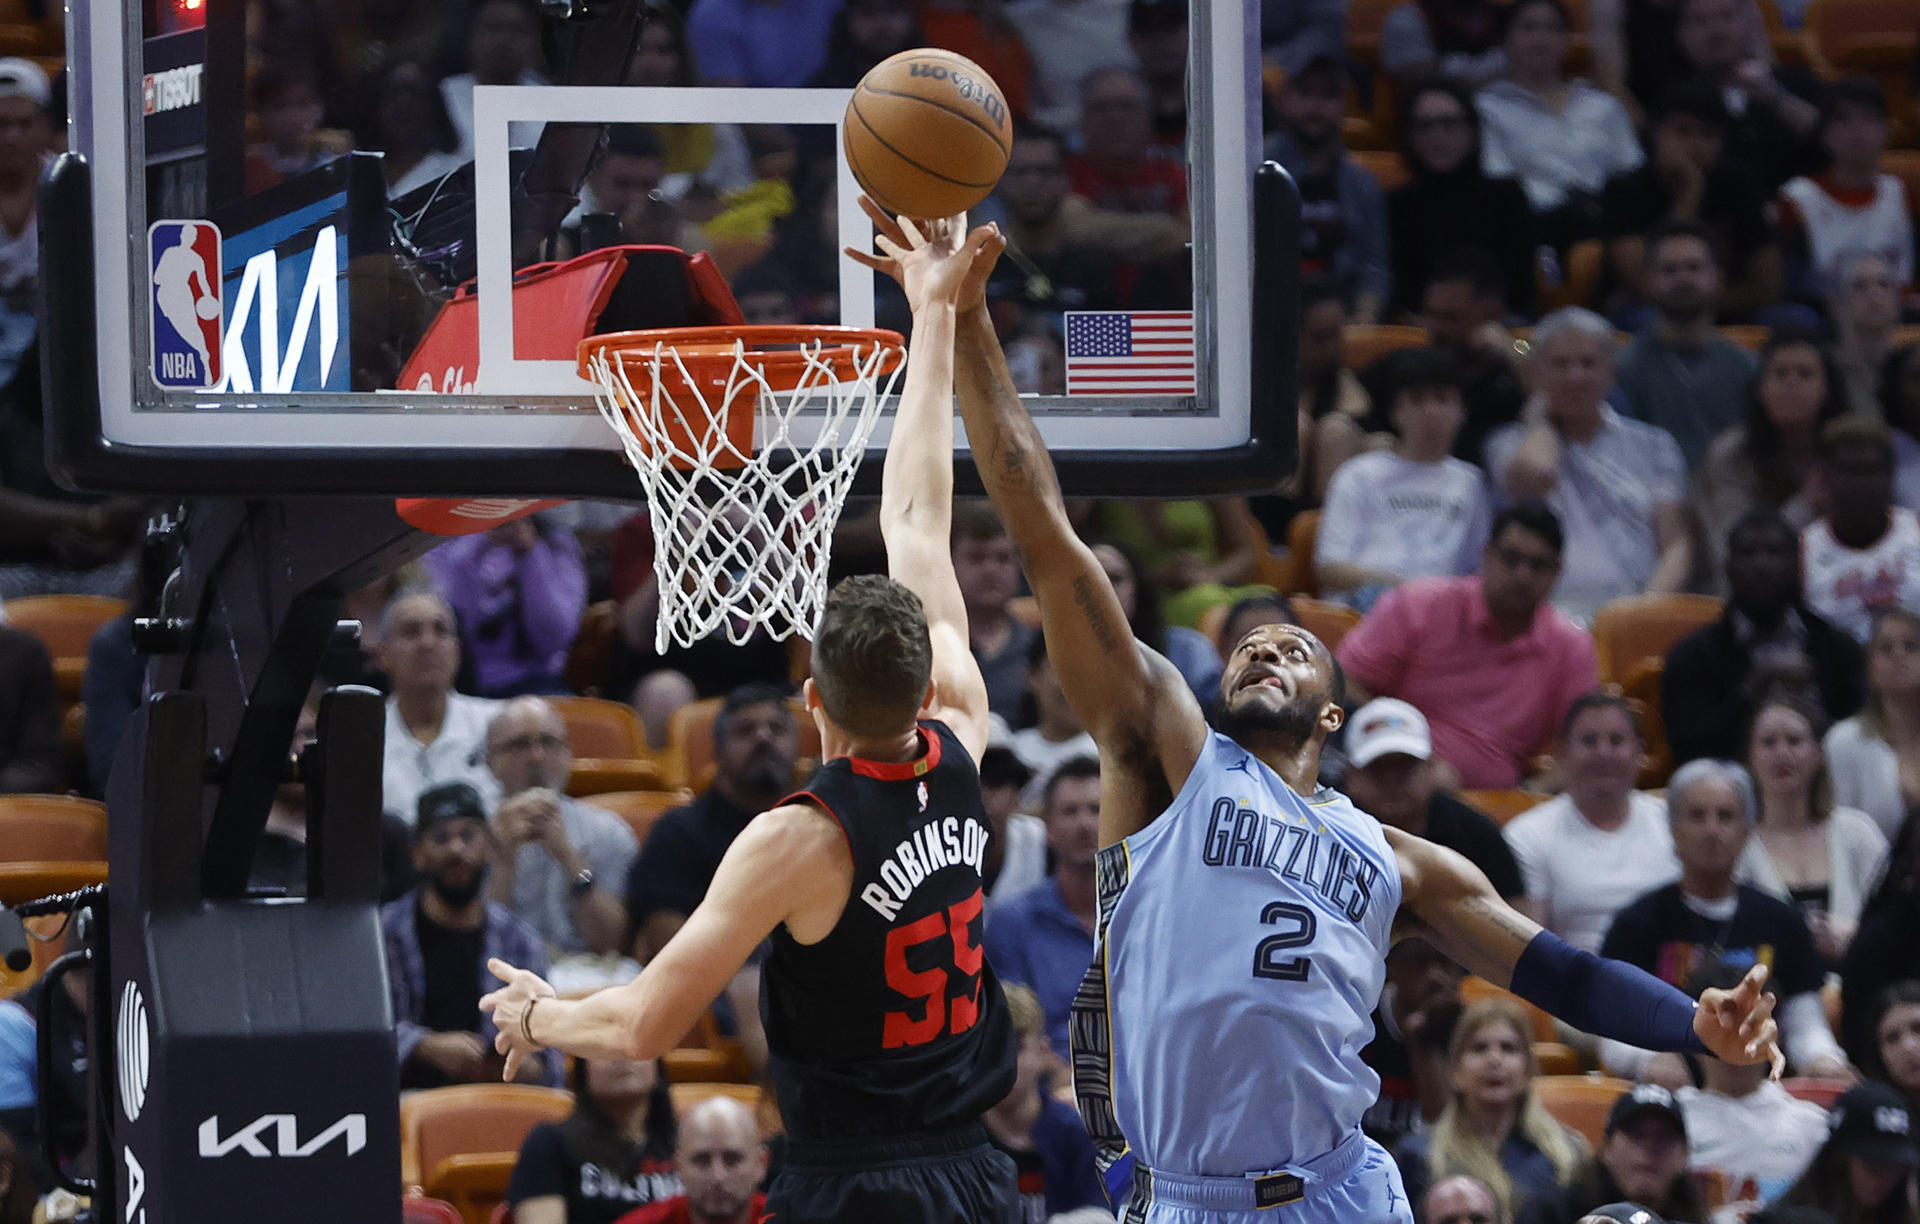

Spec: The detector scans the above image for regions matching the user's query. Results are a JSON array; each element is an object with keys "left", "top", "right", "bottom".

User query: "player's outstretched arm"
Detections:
[
  {"left": 866, "top": 215, "right": 1000, "bottom": 761},
  {"left": 482, "top": 803, "right": 851, "bottom": 1078},
  {"left": 850, "top": 197, "right": 1206, "bottom": 842},
  {"left": 1388, "top": 827, "right": 1786, "bottom": 1074}
]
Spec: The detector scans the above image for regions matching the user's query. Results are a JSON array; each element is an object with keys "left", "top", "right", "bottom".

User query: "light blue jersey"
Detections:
[{"left": 1071, "top": 729, "right": 1403, "bottom": 1214}]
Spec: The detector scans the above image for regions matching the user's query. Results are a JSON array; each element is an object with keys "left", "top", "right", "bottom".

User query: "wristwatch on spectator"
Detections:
[{"left": 570, "top": 867, "right": 595, "bottom": 898}]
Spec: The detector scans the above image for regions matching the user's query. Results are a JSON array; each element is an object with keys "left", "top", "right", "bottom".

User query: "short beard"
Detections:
[
  {"left": 430, "top": 868, "right": 486, "bottom": 908},
  {"left": 1215, "top": 691, "right": 1321, "bottom": 748}
]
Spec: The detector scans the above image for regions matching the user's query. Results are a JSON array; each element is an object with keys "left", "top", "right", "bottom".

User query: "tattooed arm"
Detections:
[{"left": 1389, "top": 827, "right": 1785, "bottom": 1071}]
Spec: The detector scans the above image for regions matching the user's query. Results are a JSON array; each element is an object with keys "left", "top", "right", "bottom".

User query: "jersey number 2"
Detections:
[
  {"left": 1252, "top": 901, "right": 1316, "bottom": 981},
  {"left": 882, "top": 889, "right": 986, "bottom": 1048}
]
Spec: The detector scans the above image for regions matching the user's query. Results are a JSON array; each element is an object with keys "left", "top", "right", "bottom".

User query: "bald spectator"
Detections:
[
  {"left": 485, "top": 698, "right": 636, "bottom": 960},
  {"left": 379, "top": 591, "right": 500, "bottom": 821},
  {"left": 1338, "top": 500, "right": 1599, "bottom": 790},
  {"left": 1488, "top": 307, "right": 1691, "bottom": 621},
  {"left": 614, "top": 1096, "right": 768, "bottom": 1224},
  {"left": 1425, "top": 1174, "right": 1507, "bottom": 1224}
]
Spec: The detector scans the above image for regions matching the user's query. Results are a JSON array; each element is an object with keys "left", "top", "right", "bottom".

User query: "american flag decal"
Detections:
[{"left": 1064, "top": 311, "right": 1196, "bottom": 396}]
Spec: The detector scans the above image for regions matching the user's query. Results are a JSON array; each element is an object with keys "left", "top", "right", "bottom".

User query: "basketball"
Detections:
[
  {"left": 195, "top": 296, "right": 219, "bottom": 321},
  {"left": 843, "top": 48, "right": 1011, "bottom": 221}
]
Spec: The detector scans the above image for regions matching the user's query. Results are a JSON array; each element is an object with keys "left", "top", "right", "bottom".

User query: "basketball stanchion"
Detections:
[{"left": 579, "top": 325, "right": 907, "bottom": 652}]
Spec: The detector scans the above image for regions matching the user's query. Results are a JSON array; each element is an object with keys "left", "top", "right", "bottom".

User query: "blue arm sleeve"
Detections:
[{"left": 1508, "top": 929, "right": 1710, "bottom": 1055}]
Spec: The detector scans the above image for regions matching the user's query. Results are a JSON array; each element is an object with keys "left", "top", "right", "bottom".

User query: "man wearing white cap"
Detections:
[
  {"left": 0, "top": 57, "right": 50, "bottom": 301},
  {"left": 1343, "top": 697, "right": 1526, "bottom": 904}
]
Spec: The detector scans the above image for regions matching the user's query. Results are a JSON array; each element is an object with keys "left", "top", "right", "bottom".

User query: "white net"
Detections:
[{"left": 585, "top": 332, "right": 905, "bottom": 653}]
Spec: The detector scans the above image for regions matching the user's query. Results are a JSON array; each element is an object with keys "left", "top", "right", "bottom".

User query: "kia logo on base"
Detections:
[{"left": 197, "top": 1114, "right": 368, "bottom": 1158}]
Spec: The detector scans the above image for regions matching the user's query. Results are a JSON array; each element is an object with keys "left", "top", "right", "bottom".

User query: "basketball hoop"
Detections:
[{"left": 580, "top": 325, "right": 906, "bottom": 652}]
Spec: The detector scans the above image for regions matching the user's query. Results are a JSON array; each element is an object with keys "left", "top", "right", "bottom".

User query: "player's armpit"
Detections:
[{"left": 1388, "top": 826, "right": 1540, "bottom": 989}]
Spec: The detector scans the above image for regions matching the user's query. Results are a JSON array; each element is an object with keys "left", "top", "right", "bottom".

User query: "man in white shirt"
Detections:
[
  {"left": 1675, "top": 957, "right": 1830, "bottom": 1223},
  {"left": 380, "top": 591, "right": 500, "bottom": 822},
  {"left": 1488, "top": 307, "right": 1692, "bottom": 622},
  {"left": 1503, "top": 693, "right": 1677, "bottom": 951},
  {"left": 1801, "top": 414, "right": 1920, "bottom": 643},
  {"left": 1316, "top": 346, "right": 1493, "bottom": 606}
]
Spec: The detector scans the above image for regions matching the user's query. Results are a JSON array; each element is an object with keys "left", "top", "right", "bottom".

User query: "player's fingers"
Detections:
[
  {"left": 1739, "top": 963, "right": 1770, "bottom": 1000},
  {"left": 856, "top": 193, "right": 905, "bottom": 241},
  {"left": 873, "top": 234, "right": 908, "bottom": 262},
  {"left": 896, "top": 214, "right": 927, "bottom": 247},
  {"left": 1737, "top": 991, "right": 1777, "bottom": 1041},
  {"left": 502, "top": 1048, "right": 521, "bottom": 1082},
  {"left": 494, "top": 1029, "right": 511, "bottom": 1056},
  {"left": 479, "top": 989, "right": 499, "bottom": 1012},
  {"left": 1768, "top": 1036, "right": 1787, "bottom": 1079},
  {"left": 486, "top": 957, "right": 518, "bottom": 984},
  {"left": 843, "top": 247, "right": 894, "bottom": 274}
]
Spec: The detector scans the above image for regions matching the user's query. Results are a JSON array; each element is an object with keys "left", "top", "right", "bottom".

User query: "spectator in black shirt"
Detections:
[
  {"left": 1343, "top": 697, "right": 1527, "bottom": 902},
  {"left": 1361, "top": 936, "right": 1465, "bottom": 1146},
  {"left": 1416, "top": 250, "right": 1530, "bottom": 469},
  {"left": 0, "top": 625, "right": 59, "bottom": 794},
  {"left": 1567, "top": 1085, "right": 1709, "bottom": 1223},
  {"left": 1841, "top": 817, "right": 1920, "bottom": 1068},
  {"left": 1600, "top": 80, "right": 1782, "bottom": 325},
  {"left": 1671, "top": 0, "right": 1821, "bottom": 192},
  {"left": 1868, "top": 981, "right": 1920, "bottom": 1107},
  {"left": 624, "top": 684, "right": 799, "bottom": 962},
  {"left": 1388, "top": 76, "right": 1536, "bottom": 320},
  {"left": 1663, "top": 511, "right": 1864, "bottom": 767},
  {"left": 1597, "top": 758, "right": 1848, "bottom": 1085},
  {"left": 506, "top": 1056, "right": 680, "bottom": 1224}
]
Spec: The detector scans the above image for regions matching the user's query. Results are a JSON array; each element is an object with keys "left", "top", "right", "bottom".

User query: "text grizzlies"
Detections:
[{"left": 1202, "top": 798, "right": 1381, "bottom": 922}]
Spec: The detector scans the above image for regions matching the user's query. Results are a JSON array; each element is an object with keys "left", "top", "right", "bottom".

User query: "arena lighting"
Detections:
[{"left": 163, "top": 0, "right": 205, "bottom": 31}]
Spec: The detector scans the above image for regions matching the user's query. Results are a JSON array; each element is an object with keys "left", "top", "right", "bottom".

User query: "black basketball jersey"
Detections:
[{"left": 761, "top": 719, "right": 1017, "bottom": 1141}]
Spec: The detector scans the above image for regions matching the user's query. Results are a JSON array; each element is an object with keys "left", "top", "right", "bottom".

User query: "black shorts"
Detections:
[{"left": 763, "top": 1123, "right": 1018, "bottom": 1224}]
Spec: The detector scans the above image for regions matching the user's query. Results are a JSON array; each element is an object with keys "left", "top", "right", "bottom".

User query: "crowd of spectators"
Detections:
[{"left": 4, "top": 0, "right": 1920, "bottom": 1222}]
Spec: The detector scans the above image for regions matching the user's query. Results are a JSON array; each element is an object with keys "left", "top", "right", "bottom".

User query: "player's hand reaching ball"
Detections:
[
  {"left": 847, "top": 194, "right": 1005, "bottom": 313},
  {"left": 482, "top": 957, "right": 557, "bottom": 1082},
  {"left": 1692, "top": 962, "right": 1786, "bottom": 1077}
]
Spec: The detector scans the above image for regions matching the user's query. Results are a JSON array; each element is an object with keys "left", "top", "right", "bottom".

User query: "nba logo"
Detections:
[{"left": 149, "top": 220, "right": 223, "bottom": 389}]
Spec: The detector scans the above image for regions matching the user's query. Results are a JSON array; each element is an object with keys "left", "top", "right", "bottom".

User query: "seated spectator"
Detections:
[
  {"left": 1675, "top": 955, "right": 1831, "bottom": 1220},
  {"left": 1567, "top": 1085, "right": 1708, "bottom": 1223},
  {"left": 1841, "top": 818, "right": 1920, "bottom": 1067},
  {"left": 982, "top": 755, "right": 1101, "bottom": 1057},
  {"left": 426, "top": 514, "right": 588, "bottom": 698},
  {"left": 1476, "top": 0, "right": 1642, "bottom": 249},
  {"left": 1614, "top": 223, "right": 1760, "bottom": 470},
  {"left": 1488, "top": 308, "right": 1691, "bottom": 619},
  {"left": 1664, "top": 512, "right": 1865, "bottom": 767},
  {"left": 1829, "top": 250, "right": 1904, "bottom": 417},
  {"left": 1066, "top": 66, "right": 1185, "bottom": 223},
  {"left": 624, "top": 684, "right": 799, "bottom": 962},
  {"left": 952, "top": 506, "right": 1036, "bottom": 724},
  {"left": 359, "top": 60, "right": 465, "bottom": 199},
  {"left": 1381, "top": 0, "right": 1508, "bottom": 88},
  {"left": 1278, "top": 284, "right": 1370, "bottom": 518},
  {"left": 485, "top": 698, "right": 637, "bottom": 963},
  {"left": 1418, "top": 251, "right": 1531, "bottom": 468},
  {"left": 685, "top": 0, "right": 840, "bottom": 89},
  {"left": 243, "top": 63, "right": 348, "bottom": 193},
  {"left": 1388, "top": 78, "right": 1536, "bottom": 320},
  {"left": 1338, "top": 500, "right": 1598, "bottom": 789},
  {"left": 1362, "top": 937, "right": 1466, "bottom": 1145},
  {"left": 1127, "top": 0, "right": 1187, "bottom": 147},
  {"left": 1092, "top": 540, "right": 1221, "bottom": 701},
  {"left": 1777, "top": 78, "right": 1915, "bottom": 307},
  {"left": 1264, "top": 38, "right": 1390, "bottom": 323},
  {"left": 1005, "top": 0, "right": 1136, "bottom": 134},
  {"left": 1008, "top": 637, "right": 1097, "bottom": 801},
  {"left": 1596, "top": 758, "right": 1847, "bottom": 1082},
  {"left": 1692, "top": 330, "right": 1849, "bottom": 583},
  {"left": 1316, "top": 347, "right": 1492, "bottom": 604},
  {"left": 1741, "top": 695, "right": 1888, "bottom": 965},
  {"left": 1774, "top": 1082, "right": 1919, "bottom": 1222},
  {"left": 0, "top": 625, "right": 57, "bottom": 794},
  {"left": 982, "top": 983, "right": 1108, "bottom": 1222},
  {"left": 1868, "top": 982, "right": 1920, "bottom": 1106},
  {"left": 1343, "top": 698, "right": 1526, "bottom": 902},
  {"left": 1425, "top": 1175, "right": 1508, "bottom": 1224},
  {"left": 1393, "top": 999, "right": 1587, "bottom": 1224},
  {"left": 613, "top": 1096, "right": 766, "bottom": 1224},
  {"left": 984, "top": 124, "right": 1122, "bottom": 321},
  {"left": 979, "top": 746, "right": 1046, "bottom": 907},
  {"left": 1670, "top": 0, "right": 1821, "bottom": 193},
  {"left": 382, "top": 782, "right": 554, "bottom": 1088},
  {"left": 1094, "top": 498, "right": 1265, "bottom": 629},
  {"left": 1601, "top": 80, "right": 1782, "bottom": 324},
  {"left": 916, "top": 0, "right": 1034, "bottom": 124},
  {"left": 1505, "top": 694, "right": 1679, "bottom": 952},
  {"left": 507, "top": 1057, "right": 680, "bottom": 1224},
  {"left": 809, "top": 0, "right": 919, "bottom": 89},
  {"left": 1883, "top": 345, "right": 1920, "bottom": 510},
  {"left": 1824, "top": 608, "right": 1920, "bottom": 841},
  {"left": 1803, "top": 415, "right": 1920, "bottom": 643},
  {"left": 438, "top": 0, "right": 546, "bottom": 159},
  {"left": 379, "top": 591, "right": 500, "bottom": 821}
]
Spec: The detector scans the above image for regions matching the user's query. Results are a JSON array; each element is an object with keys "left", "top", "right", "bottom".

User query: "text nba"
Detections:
[{"left": 860, "top": 816, "right": 991, "bottom": 920}]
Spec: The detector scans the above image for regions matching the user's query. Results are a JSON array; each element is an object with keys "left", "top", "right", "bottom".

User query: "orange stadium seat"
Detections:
[
  {"left": 1539, "top": 240, "right": 1604, "bottom": 312},
  {"left": 401, "top": 1084, "right": 573, "bottom": 1224},
  {"left": 1284, "top": 511, "right": 1322, "bottom": 597},
  {"left": 549, "top": 695, "right": 648, "bottom": 760},
  {"left": 1719, "top": 325, "right": 1769, "bottom": 350},
  {"left": 1753, "top": 0, "right": 1814, "bottom": 68},
  {"left": 1290, "top": 598, "right": 1363, "bottom": 651},
  {"left": 663, "top": 1008, "right": 754, "bottom": 1084},
  {"left": 1351, "top": 150, "right": 1411, "bottom": 193},
  {"left": 565, "top": 758, "right": 666, "bottom": 797},
  {"left": 1459, "top": 789, "right": 1546, "bottom": 825},
  {"left": 561, "top": 600, "right": 619, "bottom": 697},
  {"left": 1461, "top": 975, "right": 1560, "bottom": 1044},
  {"left": 4, "top": 595, "right": 129, "bottom": 701},
  {"left": 1621, "top": 657, "right": 1676, "bottom": 788},
  {"left": 1591, "top": 593, "right": 1723, "bottom": 684},
  {"left": 0, "top": 795, "right": 107, "bottom": 862},
  {"left": 1534, "top": 1075, "right": 1632, "bottom": 1149},
  {"left": 1801, "top": 0, "right": 1917, "bottom": 69},
  {"left": 580, "top": 788, "right": 692, "bottom": 847},
  {"left": 1341, "top": 325, "right": 1428, "bottom": 371},
  {"left": 1533, "top": 1042, "right": 1582, "bottom": 1075},
  {"left": 0, "top": 863, "right": 109, "bottom": 909}
]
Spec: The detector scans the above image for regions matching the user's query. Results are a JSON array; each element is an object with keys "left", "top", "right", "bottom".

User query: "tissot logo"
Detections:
[
  {"left": 141, "top": 64, "right": 204, "bottom": 115},
  {"left": 197, "top": 1113, "right": 367, "bottom": 1158}
]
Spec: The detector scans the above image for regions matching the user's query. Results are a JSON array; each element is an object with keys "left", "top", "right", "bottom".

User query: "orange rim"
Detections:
[{"left": 577, "top": 324, "right": 906, "bottom": 390}]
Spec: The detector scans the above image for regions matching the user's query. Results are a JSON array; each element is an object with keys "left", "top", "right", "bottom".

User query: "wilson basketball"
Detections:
[{"left": 844, "top": 49, "right": 1011, "bottom": 220}]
